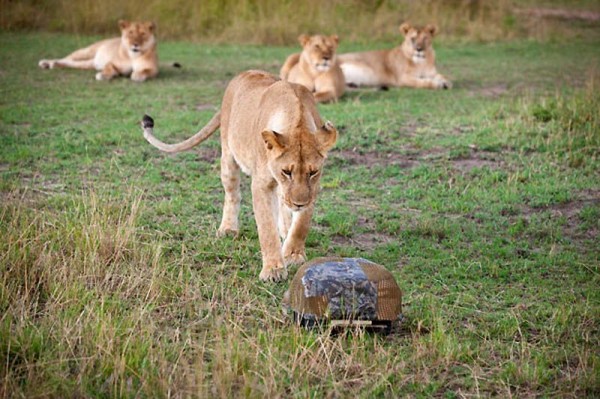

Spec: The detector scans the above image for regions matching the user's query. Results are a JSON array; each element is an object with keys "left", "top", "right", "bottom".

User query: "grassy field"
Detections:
[
  {"left": 1, "top": 30, "right": 599, "bottom": 397},
  {"left": 3, "top": 0, "right": 600, "bottom": 43}
]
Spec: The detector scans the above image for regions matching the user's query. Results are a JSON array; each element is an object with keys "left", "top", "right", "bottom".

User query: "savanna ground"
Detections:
[{"left": 1, "top": 8, "right": 600, "bottom": 399}]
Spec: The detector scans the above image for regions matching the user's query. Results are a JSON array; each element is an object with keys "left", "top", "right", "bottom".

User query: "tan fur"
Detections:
[
  {"left": 280, "top": 34, "right": 346, "bottom": 103},
  {"left": 38, "top": 20, "right": 158, "bottom": 82},
  {"left": 339, "top": 23, "right": 451, "bottom": 89},
  {"left": 141, "top": 70, "right": 338, "bottom": 282}
]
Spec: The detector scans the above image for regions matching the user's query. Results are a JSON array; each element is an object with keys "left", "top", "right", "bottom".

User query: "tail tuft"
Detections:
[
  {"left": 142, "top": 114, "right": 154, "bottom": 129},
  {"left": 172, "top": 62, "right": 182, "bottom": 68}
]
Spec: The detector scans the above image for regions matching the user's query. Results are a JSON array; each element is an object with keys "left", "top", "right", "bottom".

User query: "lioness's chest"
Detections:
[{"left": 93, "top": 43, "right": 134, "bottom": 75}]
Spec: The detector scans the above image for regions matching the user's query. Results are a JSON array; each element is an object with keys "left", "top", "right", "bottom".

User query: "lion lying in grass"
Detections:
[
  {"left": 38, "top": 20, "right": 158, "bottom": 82},
  {"left": 339, "top": 23, "right": 451, "bottom": 90},
  {"left": 141, "top": 70, "right": 338, "bottom": 282},
  {"left": 280, "top": 34, "right": 346, "bottom": 103}
]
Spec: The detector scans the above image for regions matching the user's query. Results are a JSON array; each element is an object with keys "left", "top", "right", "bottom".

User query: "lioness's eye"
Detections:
[
  {"left": 282, "top": 169, "right": 292, "bottom": 177},
  {"left": 309, "top": 170, "right": 319, "bottom": 178}
]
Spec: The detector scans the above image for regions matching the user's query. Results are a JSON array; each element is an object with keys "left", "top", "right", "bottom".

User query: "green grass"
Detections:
[{"left": 1, "top": 31, "right": 599, "bottom": 397}]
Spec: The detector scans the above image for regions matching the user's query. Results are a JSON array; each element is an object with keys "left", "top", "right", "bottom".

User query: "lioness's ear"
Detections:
[
  {"left": 425, "top": 24, "right": 438, "bottom": 36},
  {"left": 316, "top": 121, "right": 338, "bottom": 153},
  {"left": 262, "top": 130, "right": 287, "bottom": 152},
  {"left": 330, "top": 35, "right": 339, "bottom": 46},
  {"left": 145, "top": 21, "right": 156, "bottom": 32},
  {"left": 298, "top": 34, "right": 310, "bottom": 47},
  {"left": 119, "top": 20, "right": 131, "bottom": 31},
  {"left": 400, "top": 22, "right": 412, "bottom": 35}
]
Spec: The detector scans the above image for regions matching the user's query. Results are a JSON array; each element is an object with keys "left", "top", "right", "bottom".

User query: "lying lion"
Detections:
[
  {"left": 280, "top": 34, "right": 346, "bottom": 103},
  {"left": 338, "top": 23, "right": 451, "bottom": 90},
  {"left": 38, "top": 20, "right": 158, "bottom": 82},
  {"left": 141, "top": 70, "right": 338, "bottom": 282}
]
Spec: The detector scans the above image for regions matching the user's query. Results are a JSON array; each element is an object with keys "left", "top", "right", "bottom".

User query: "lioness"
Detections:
[
  {"left": 338, "top": 23, "right": 451, "bottom": 89},
  {"left": 38, "top": 20, "right": 158, "bottom": 82},
  {"left": 141, "top": 70, "right": 338, "bottom": 282},
  {"left": 280, "top": 34, "right": 345, "bottom": 103}
]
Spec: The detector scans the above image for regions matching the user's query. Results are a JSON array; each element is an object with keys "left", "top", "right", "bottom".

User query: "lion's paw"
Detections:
[
  {"left": 259, "top": 265, "right": 288, "bottom": 282},
  {"left": 217, "top": 227, "right": 239, "bottom": 238},
  {"left": 38, "top": 60, "right": 55, "bottom": 69},
  {"left": 131, "top": 73, "right": 147, "bottom": 83},
  {"left": 434, "top": 77, "right": 452, "bottom": 90},
  {"left": 284, "top": 250, "right": 306, "bottom": 266}
]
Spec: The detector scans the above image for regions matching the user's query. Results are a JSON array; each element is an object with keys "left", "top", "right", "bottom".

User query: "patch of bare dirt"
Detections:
[
  {"left": 478, "top": 84, "right": 509, "bottom": 98},
  {"left": 330, "top": 232, "right": 397, "bottom": 251},
  {"left": 451, "top": 150, "right": 504, "bottom": 172},
  {"left": 330, "top": 149, "right": 419, "bottom": 169},
  {"left": 332, "top": 146, "right": 505, "bottom": 173},
  {"left": 196, "top": 147, "right": 220, "bottom": 163},
  {"left": 520, "top": 190, "right": 599, "bottom": 242},
  {"left": 0, "top": 184, "right": 53, "bottom": 206},
  {"left": 400, "top": 145, "right": 447, "bottom": 160}
]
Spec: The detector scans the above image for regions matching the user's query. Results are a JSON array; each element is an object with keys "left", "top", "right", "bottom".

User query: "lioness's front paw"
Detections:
[
  {"left": 216, "top": 226, "right": 239, "bottom": 238},
  {"left": 38, "top": 60, "right": 55, "bottom": 69},
  {"left": 259, "top": 265, "right": 288, "bottom": 282},
  {"left": 284, "top": 249, "right": 306, "bottom": 266},
  {"left": 434, "top": 77, "right": 452, "bottom": 90},
  {"left": 95, "top": 72, "right": 107, "bottom": 81},
  {"left": 131, "top": 73, "right": 147, "bottom": 82}
]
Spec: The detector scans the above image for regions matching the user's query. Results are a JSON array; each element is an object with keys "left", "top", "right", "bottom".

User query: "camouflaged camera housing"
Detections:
[{"left": 283, "top": 257, "right": 403, "bottom": 332}]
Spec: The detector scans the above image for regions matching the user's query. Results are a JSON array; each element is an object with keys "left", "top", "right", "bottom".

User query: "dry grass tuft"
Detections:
[{"left": 1, "top": 0, "right": 597, "bottom": 43}]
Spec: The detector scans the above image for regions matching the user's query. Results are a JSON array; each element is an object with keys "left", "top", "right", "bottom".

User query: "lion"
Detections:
[
  {"left": 38, "top": 20, "right": 158, "bottom": 82},
  {"left": 280, "top": 34, "right": 346, "bottom": 103},
  {"left": 141, "top": 70, "right": 338, "bottom": 282},
  {"left": 338, "top": 23, "right": 451, "bottom": 90}
]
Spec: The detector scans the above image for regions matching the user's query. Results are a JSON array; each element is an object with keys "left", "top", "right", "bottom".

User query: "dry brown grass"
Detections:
[{"left": 1, "top": 0, "right": 598, "bottom": 43}]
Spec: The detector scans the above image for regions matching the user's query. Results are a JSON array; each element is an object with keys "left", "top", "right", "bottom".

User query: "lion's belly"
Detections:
[
  {"left": 340, "top": 62, "right": 382, "bottom": 86},
  {"left": 226, "top": 131, "right": 254, "bottom": 176},
  {"left": 231, "top": 149, "right": 252, "bottom": 176}
]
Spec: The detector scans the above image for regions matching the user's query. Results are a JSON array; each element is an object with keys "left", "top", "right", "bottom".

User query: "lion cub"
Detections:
[
  {"left": 141, "top": 71, "right": 338, "bottom": 282},
  {"left": 339, "top": 23, "right": 451, "bottom": 90},
  {"left": 280, "top": 34, "right": 346, "bottom": 103},
  {"left": 38, "top": 20, "right": 158, "bottom": 82}
]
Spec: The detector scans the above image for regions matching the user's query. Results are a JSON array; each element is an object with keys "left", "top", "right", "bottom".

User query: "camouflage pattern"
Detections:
[
  {"left": 283, "top": 257, "right": 403, "bottom": 325},
  {"left": 302, "top": 258, "right": 377, "bottom": 320}
]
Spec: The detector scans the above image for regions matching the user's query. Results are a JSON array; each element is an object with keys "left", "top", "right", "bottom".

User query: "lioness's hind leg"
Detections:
[
  {"left": 38, "top": 59, "right": 57, "bottom": 69},
  {"left": 39, "top": 45, "right": 96, "bottom": 70},
  {"left": 217, "top": 150, "right": 241, "bottom": 237},
  {"left": 39, "top": 58, "right": 95, "bottom": 70}
]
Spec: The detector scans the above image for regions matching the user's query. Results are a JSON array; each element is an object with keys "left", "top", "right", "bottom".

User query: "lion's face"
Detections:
[
  {"left": 299, "top": 34, "right": 339, "bottom": 73},
  {"left": 262, "top": 122, "right": 337, "bottom": 211},
  {"left": 400, "top": 23, "right": 437, "bottom": 63},
  {"left": 119, "top": 20, "right": 156, "bottom": 57}
]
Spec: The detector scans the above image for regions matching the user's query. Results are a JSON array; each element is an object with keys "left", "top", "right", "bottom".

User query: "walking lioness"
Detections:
[
  {"left": 38, "top": 20, "right": 158, "bottom": 82},
  {"left": 141, "top": 71, "right": 338, "bottom": 282},
  {"left": 339, "top": 23, "right": 451, "bottom": 89}
]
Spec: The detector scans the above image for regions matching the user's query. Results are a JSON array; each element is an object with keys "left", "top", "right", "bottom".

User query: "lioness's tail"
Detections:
[{"left": 141, "top": 112, "right": 221, "bottom": 153}]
